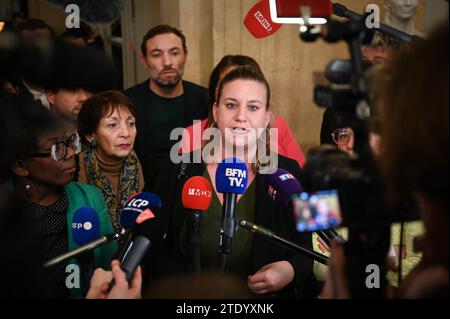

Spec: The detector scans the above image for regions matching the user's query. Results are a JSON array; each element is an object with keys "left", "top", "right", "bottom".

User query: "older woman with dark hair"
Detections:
[{"left": 77, "top": 90, "right": 145, "bottom": 232}]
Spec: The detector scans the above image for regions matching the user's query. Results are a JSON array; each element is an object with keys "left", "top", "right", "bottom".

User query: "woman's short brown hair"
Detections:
[{"left": 78, "top": 90, "right": 136, "bottom": 138}]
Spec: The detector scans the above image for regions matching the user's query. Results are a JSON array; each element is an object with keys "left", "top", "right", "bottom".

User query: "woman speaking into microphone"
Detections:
[{"left": 137, "top": 66, "right": 315, "bottom": 298}]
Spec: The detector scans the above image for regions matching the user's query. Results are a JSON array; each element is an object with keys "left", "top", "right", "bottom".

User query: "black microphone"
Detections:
[
  {"left": 44, "top": 233, "right": 120, "bottom": 268},
  {"left": 332, "top": 2, "right": 423, "bottom": 43},
  {"left": 317, "top": 229, "right": 346, "bottom": 247},
  {"left": 239, "top": 220, "right": 329, "bottom": 265},
  {"left": 215, "top": 159, "right": 248, "bottom": 270},
  {"left": 113, "top": 192, "right": 162, "bottom": 263},
  {"left": 108, "top": 236, "right": 150, "bottom": 289},
  {"left": 120, "top": 236, "right": 151, "bottom": 283}
]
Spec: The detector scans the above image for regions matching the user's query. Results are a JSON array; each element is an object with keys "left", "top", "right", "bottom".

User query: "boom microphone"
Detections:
[
  {"left": 239, "top": 220, "right": 329, "bottom": 265},
  {"left": 215, "top": 158, "right": 248, "bottom": 270},
  {"left": 332, "top": 2, "right": 423, "bottom": 43},
  {"left": 181, "top": 176, "right": 213, "bottom": 274},
  {"left": 43, "top": 232, "right": 119, "bottom": 268}
]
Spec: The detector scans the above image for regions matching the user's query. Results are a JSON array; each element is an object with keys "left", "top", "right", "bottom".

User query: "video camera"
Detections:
[{"left": 270, "top": 0, "right": 419, "bottom": 298}]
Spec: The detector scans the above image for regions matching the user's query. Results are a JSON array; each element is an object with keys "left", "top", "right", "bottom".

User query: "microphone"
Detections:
[
  {"left": 119, "top": 236, "right": 151, "bottom": 283},
  {"left": 108, "top": 215, "right": 164, "bottom": 289},
  {"left": 181, "top": 176, "right": 213, "bottom": 274},
  {"left": 114, "top": 192, "right": 162, "bottom": 263},
  {"left": 266, "top": 168, "right": 303, "bottom": 208},
  {"left": 332, "top": 2, "right": 423, "bottom": 43},
  {"left": 71, "top": 206, "right": 100, "bottom": 295},
  {"left": 46, "top": 0, "right": 127, "bottom": 24},
  {"left": 108, "top": 236, "right": 151, "bottom": 291},
  {"left": 215, "top": 158, "right": 248, "bottom": 270},
  {"left": 239, "top": 220, "right": 329, "bottom": 265},
  {"left": 266, "top": 169, "right": 346, "bottom": 246},
  {"left": 317, "top": 229, "right": 346, "bottom": 246},
  {"left": 325, "top": 59, "right": 373, "bottom": 85},
  {"left": 43, "top": 232, "right": 120, "bottom": 268},
  {"left": 244, "top": 0, "right": 283, "bottom": 39}
]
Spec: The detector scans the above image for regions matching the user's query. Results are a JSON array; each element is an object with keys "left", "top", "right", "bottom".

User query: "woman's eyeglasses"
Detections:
[
  {"left": 28, "top": 132, "right": 82, "bottom": 162},
  {"left": 331, "top": 128, "right": 353, "bottom": 146}
]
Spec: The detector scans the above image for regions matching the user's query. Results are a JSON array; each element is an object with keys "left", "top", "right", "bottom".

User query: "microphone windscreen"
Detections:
[
  {"left": 47, "top": 0, "right": 126, "bottom": 24},
  {"left": 182, "top": 176, "right": 213, "bottom": 211},
  {"left": 72, "top": 206, "right": 100, "bottom": 245},
  {"left": 216, "top": 158, "right": 248, "bottom": 195},
  {"left": 244, "top": 0, "right": 282, "bottom": 39},
  {"left": 120, "top": 192, "right": 162, "bottom": 229},
  {"left": 325, "top": 59, "right": 352, "bottom": 84},
  {"left": 266, "top": 168, "right": 303, "bottom": 208}
]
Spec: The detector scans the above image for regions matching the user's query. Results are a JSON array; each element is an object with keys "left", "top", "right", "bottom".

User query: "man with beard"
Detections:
[{"left": 124, "top": 25, "right": 208, "bottom": 191}]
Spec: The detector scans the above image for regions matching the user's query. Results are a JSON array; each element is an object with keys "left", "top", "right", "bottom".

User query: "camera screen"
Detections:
[{"left": 293, "top": 190, "right": 342, "bottom": 232}]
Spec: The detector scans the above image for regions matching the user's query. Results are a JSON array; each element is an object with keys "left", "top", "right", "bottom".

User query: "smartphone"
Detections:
[{"left": 293, "top": 189, "right": 342, "bottom": 232}]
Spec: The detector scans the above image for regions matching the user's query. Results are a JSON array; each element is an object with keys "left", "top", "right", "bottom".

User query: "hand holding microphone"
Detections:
[{"left": 86, "top": 260, "right": 142, "bottom": 299}]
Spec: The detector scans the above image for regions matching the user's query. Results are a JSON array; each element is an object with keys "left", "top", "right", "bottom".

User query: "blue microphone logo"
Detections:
[
  {"left": 72, "top": 206, "right": 100, "bottom": 245},
  {"left": 216, "top": 158, "right": 248, "bottom": 194}
]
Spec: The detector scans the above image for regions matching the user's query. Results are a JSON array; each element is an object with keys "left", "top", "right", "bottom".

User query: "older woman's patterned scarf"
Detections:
[{"left": 84, "top": 148, "right": 140, "bottom": 232}]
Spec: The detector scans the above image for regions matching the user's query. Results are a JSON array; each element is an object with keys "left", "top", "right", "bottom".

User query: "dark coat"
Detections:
[
  {"left": 135, "top": 153, "right": 316, "bottom": 298},
  {"left": 124, "top": 80, "right": 208, "bottom": 191}
]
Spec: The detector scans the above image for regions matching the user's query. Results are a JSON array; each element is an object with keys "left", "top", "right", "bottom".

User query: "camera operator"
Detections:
[{"left": 322, "top": 22, "right": 448, "bottom": 299}]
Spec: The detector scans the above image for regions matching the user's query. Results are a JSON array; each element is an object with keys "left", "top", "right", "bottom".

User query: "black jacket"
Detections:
[
  {"left": 124, "top": 80, "right": 208, "bottom": 191},
  {"left": 135, "top": 153, "right": 316, "bottom": 298}
]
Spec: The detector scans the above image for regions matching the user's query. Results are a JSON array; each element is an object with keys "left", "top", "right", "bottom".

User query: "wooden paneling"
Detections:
[
  {"left": 188, "top": 0, "right": 387, "bottom": 153},
  {"left": 27, "top": 0, "right": 433, "bottom": 155}
]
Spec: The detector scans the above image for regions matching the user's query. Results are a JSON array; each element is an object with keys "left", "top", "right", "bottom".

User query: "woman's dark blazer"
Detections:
[{"left": 135, "top": 153, "right": 315, "bottom": 298}]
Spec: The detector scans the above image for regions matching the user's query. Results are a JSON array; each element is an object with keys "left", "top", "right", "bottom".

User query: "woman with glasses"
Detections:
[
  {"left": 331, "top": 127, "right": 355, "bottom": 156},
  {"left": 77, "top": 91, "right": 144, "bottom": 232},
  {"left": 6, "top": 104, "right": 116, "bottom": 298}
]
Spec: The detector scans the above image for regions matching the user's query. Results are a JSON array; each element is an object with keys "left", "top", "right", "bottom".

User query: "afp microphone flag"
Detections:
[
  {"left": 244, "top": 0, "right": 283, "bottom": 39},
  {"left": 72, "top": 206, "right": 101, "bottom": 245}
]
